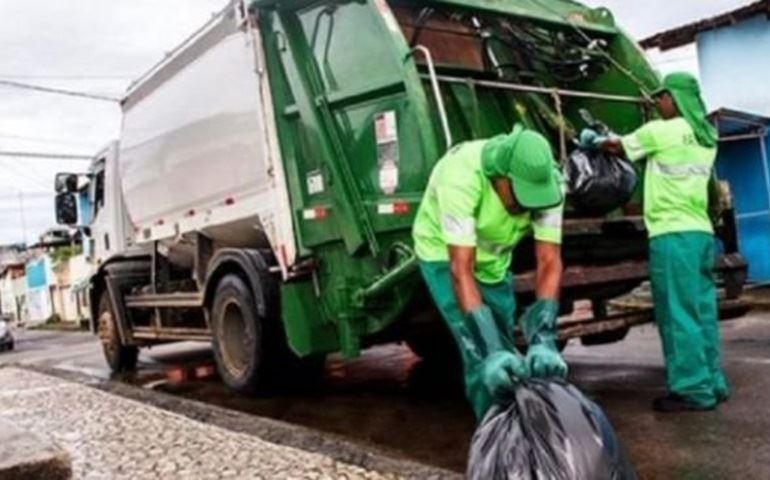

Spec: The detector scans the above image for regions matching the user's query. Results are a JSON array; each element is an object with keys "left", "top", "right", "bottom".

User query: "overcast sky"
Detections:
[{"left": 0, "top": 0, "right": 754, "bottom": 245}]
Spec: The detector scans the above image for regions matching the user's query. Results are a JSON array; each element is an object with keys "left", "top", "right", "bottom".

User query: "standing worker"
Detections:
[
  {"left": 413, "top": 124, "right": 567, "bottom": 420},
  {"left": 582, "top": 72, "right": 728, "bottom": 412}
]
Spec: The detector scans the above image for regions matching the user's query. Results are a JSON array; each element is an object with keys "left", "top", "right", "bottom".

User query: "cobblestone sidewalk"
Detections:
[{"left": 0, "top": 367, "right": 399, "bottom": 480}]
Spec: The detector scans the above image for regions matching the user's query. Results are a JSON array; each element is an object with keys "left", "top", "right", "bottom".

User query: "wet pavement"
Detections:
[{"left": 4, "top": 311, "right": 770, "bottom": 478}]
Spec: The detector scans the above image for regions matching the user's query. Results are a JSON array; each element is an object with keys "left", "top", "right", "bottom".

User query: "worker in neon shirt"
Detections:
[
  {"left": 412, "top": 124, "right": 567, "bottom": 420},
  {"left": 582, "top": 72, "right": 728, "bottom": 412}
]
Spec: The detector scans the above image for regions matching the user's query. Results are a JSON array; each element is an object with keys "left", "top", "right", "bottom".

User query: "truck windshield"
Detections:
[{"left": 91, "top": 165, "right": 105, "bottom": 218}]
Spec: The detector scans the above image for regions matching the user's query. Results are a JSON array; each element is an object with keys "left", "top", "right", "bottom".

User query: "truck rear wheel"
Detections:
[
  {"left": 211, "top": 274, "right": 270, "bottom": 393},
  {"left": 97, "top": 292, "right": 138, "bottom": 372}
]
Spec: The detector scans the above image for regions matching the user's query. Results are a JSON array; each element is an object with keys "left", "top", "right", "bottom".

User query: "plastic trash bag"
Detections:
[
  {"left": 467, "top": 380, "right": 637, "bottom": 480},
  {"left": 565, "top": 149, "right": 637, "bottom": 216}
]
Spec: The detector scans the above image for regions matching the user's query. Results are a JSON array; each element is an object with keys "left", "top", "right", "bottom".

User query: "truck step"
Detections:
[
  {"left": 132, "top": 326, "right": 211, "bottom": 341},
  {"left": 125, "top": 292, "right": 203, "bottom": 309}
]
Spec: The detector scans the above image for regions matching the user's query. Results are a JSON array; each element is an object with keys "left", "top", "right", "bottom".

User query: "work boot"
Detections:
[
  {"left": 714, "top": 375, "right": 730, "bottom": 404},
  {"left": 715, "top": 389, "right": 730, "bottom": 404},
  {"left": 653, "top": 394, "right": 716, "bottom": 413}
]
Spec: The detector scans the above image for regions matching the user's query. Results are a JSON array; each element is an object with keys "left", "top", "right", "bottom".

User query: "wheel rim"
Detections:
[
  {"left": 219, "top": 299, "right": 251, "bottom": 377},
  {"left": 98, "top": 309, "right": 117, "bottom": 358}
]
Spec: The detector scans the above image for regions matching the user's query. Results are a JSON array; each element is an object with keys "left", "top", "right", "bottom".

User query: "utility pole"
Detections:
[{"left": 18, "top": 191, "right": 27, "bottom": 246}]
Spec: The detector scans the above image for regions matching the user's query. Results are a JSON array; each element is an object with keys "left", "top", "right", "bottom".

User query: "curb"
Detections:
[
  {"left": 0, "top": 418, "right": 71, "bottom": 480},
  {"left": 10, "top": 364, "right": 461, "bottom": 480}
]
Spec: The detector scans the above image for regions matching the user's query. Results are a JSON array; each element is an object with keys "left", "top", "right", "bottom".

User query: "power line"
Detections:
[
  {"left": 0, "top": 79, "right": 121, "bottom": 103},
  {"left": 0, "top": 75, "right": 133, "bottom": 80},
  {"left": 0, "top": 160, "right": 51, "bottom": 190},
  {"left": 0, "top": 131, "right": 93, "bottom": 147},
  {"left": 0, "top": 151, "right": 92, "bottom": 161},
  {"left": 0, "top": 192, "right": 52, "bottom": 198}
]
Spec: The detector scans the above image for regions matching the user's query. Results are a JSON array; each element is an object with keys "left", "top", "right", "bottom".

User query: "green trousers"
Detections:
[
  {"left": 418, "top": 261, "right": 517, "bottom": 420},
  {"left": 649, "top": 232, "right": 729, "bottom": 408}
]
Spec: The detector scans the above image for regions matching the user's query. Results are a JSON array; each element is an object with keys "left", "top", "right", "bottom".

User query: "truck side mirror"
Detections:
[
  {"left": 55, "top": 193, "right": 78, "bottom": 225},
  {"left": 55, "top": 173, "right": 79, "bottom": 193}
]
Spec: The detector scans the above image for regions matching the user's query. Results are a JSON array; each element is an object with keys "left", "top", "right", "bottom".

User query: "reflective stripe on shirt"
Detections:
[
  {"left": 441, "top": 214, "right": 476, "bottom": 238},
  {"left": 649, "top": 161, "right": 712, "bottom": 177},
  {"left": 533, "top": 210, "right": 562, "bottom": 229}
]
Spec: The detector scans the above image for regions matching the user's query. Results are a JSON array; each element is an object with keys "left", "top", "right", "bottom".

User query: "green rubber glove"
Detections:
[
  {"left": 481, "top": 351, "right": 528, "bottom": 400},
  {"left": 521, "top": 299, "right": 568, "bottom": 379},
  {"left": 578, "top": 128, "right": 608, "bottom": 150},
  {"left": 467, "top": 305, "right": 528, "bottom": 399},
  {"left": 466, "top": 304, "right": 505, "bottom": 356}
]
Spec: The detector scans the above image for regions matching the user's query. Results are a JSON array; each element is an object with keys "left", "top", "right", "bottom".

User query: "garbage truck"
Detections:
[{"left": 54, "top": 0, "right": 747, "bottom": 392}]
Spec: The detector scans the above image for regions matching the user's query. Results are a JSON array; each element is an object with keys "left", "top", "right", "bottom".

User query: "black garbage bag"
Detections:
[
  {"left": 566, "top": 149, "right": 637, "bottom": 216},
  {"left": 467, "top": 380, "right": 636, "bottom": 480}
]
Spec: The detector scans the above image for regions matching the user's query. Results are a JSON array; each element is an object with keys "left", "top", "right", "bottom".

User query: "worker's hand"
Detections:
[
  {"left": 467, "top": 306, "right": 528, "bottom": 398},
  {"left": 578, "top": 128, "right": 606, "bottom": 150},
  {"left": 520, "top": 299, "right": 567, "bottom": 379},
  {"left": 526, "top": 344, "right": 568, "bottom": 379},
  {"left": 481, "top": 351, "right": 528, "bottom": 399}
]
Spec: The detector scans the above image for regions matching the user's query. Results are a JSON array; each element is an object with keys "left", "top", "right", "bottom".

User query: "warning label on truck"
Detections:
[{"left": 375, "top": 111, "right": 399, "bottom": 194}]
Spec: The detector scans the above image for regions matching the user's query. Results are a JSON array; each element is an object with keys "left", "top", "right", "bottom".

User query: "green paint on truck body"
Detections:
[{"left": 253, "top": 0, "right": 661, "bottom": 357}]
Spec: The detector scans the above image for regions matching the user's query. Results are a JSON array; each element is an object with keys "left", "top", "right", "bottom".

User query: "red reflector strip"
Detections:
[
  {"left": 303, "top": 207, "right": 328, "bottom": 220},
  {"left": 377, "top": 202, "right": 410, "bottom": 215}
]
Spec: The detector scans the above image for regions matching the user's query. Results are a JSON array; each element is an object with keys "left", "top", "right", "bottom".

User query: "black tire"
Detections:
[
  {"left": 97, "top": 292, "right": 138, "bottom": 372},
  {"left": 211, "top": 269, "right": 327, "bottom": 394},
  {"left": 211, "top": 274, "right": 271, "bottom": 394}
]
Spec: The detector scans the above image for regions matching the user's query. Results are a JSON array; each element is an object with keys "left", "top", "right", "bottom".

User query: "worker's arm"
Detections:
[
  {"left": 524, "top": 199, "right": 567, "bottom": 379},
  {"left": 531, "top": 200, "right": 564, "bottom": 299},
  {"left": 448, "top": 245, "right": 482, "bottom": 313},
  {"left": 590, "top": 120, "right": 662, "bottom": 161},
  {"left": 534, "top": 241, "right": 562, "bottom": 299},
  {"left": 433, "top": 156, "right": 482, "bottom": 313}
]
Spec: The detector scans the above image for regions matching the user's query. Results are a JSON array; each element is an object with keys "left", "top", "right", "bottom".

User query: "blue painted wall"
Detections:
[
  {"left": 25, "top": 257, "right": 50, "bottom": 289},
  {"left": 715, "top": 136, "right": 770, "bottom": 281},
  {"left": 698, "top": 16, "right": 770, "bottom": 116}
]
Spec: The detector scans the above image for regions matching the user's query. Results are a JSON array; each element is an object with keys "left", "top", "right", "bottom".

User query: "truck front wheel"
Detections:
[
  {"left": 211, "top": 274, "right": 267, "bottom": 393},
  {"left": 97, "top": 292, "right": 138, "bottom": 372}
]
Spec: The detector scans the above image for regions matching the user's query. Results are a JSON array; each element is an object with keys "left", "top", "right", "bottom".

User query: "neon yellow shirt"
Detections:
[
  {"left": 412, "top": 140, "right": 563, "bottom": 284},
  {"left": 622, "top": 117, "right": 716, "bottom": 238}
]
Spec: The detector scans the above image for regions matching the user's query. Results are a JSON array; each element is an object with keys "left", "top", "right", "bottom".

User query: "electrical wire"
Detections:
[
  {"left": 526, "top": 0, "right": 653, "bottom": 99},
  {"left": 0, "top": 132, "right": 94, "bottom": 147},
  {"left": 0, "top": 151, "right": 92, "bottom": 160},
  {"left": 0, "top": 75, "right": 133, "bottom": 80},
  {"left": 0, "top": 79, "right": 120, "bottom": 103}
]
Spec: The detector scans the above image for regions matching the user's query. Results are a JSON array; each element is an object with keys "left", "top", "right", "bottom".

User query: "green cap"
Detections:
[
  {"left": 662, "top": 72, "right": 718, "bottom": 148},
  {"left": 481, "top": 124, "right": 562, "bottom": 210}
]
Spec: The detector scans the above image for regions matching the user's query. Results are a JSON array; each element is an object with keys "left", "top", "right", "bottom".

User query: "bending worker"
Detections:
[
  {"left": 412, "top": 124, "right": 567, "bottom": 420},
  {"left": 582, "top": 72, "right": 727, "bottom": 412}
]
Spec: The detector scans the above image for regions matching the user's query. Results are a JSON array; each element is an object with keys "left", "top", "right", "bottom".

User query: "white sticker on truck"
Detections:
[
  {"left": 375, "top": 111, "right": 399, "bottom": 195},
  {"left": 306, "top": 170, "right": 325, "bottom": 195}
]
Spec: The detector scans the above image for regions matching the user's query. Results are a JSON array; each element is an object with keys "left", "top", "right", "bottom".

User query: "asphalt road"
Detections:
[{"left": 3, "top": 311, "right": 770, "bottom": 478}]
